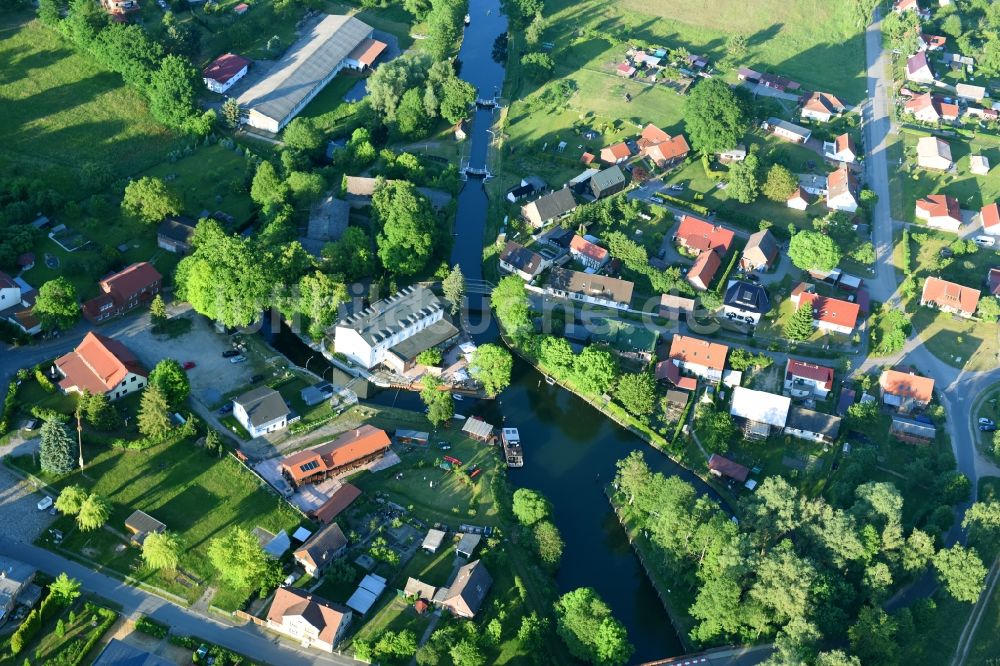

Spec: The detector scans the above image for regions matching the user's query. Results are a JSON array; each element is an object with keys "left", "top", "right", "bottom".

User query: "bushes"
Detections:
[
  {"left": 654, "top": 193, "right": 710, "bottom": 217},
  {"left": 55, "top": 605, "right": 117, "bottom": 666},
  {"left": 168, "top": 634, "right": 260, "bottom": 665},
  {"left": 0, "top": 379, "right": 20, "bottom": 436},
  {"left": 35, "top": 366, "right": 56, "bottom": 393},
  {"left": 134, "top": 615, "right": 169, "bottom": 639}
]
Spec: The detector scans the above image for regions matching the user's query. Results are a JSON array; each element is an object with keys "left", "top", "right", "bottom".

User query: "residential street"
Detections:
[{"left": 0, "top": 537, "right": 362, "bottom": 666}]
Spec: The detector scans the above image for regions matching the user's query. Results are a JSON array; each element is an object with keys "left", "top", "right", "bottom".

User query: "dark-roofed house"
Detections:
[
  {"left": 202, "top": 53, "right": 251, "bottom": 93},
  {"left": 590, "top": 166, "right": 627, "bottom": 199},
  {"left": 301, "top": 194, "right": 350, "bottom": 257},
  {"left": 722, "top": 280, "right": 771, "bottom": 325},
  {"left": 906, "top": 51, "right": 935, "bottom": 83},
  {"left": 157, "top": 216, "right": 197, "bottom": 254},
  {"left": 233, "top": 386, "right": 290, "bottom": 438},
  {"left": 267, "top": 587, "right": 352, "bottom": 651},
  {"left": 294, "top": 523, "right": 349, "bottom": 575},
  {"left": 784, "top": 406, "right": 842, "bottom": 444},
  {"left": 740, "top": 229, "right": 779, "bottom": 271},
  {"left": 82, "top": 262, "right": 162, "bottom": 324},
  {"left": 461, "top": 417, "right": 495, "bottom": 442},
  {"left": 0, "top": 557, "right": 37, "bottom": 624},
  {"left": 312, "top": 483, "right": 362, "bottom": 524},
  {"left": 332, "top": 285, "right": 456, "bottom": 370},
  {"left": 124, "top": 510, "right": 166, "bottom": 545},
  {"left": 435, "top": 560, "right": 492, "bottom": 619},
  {"left": 708, "top": 454, "right": 749, "bottom": 483},
  {"left": 765, "top": 117, "right": 811, "bottom": 143},
  {"left": 521, "top": 188, "right": 577, "bottom": 228},
  {"left": 281, "top": 425, "right": 391, "bottom": 487},
  {"left": 989, "top": 268, "right": 1000, "bottom": 296},
  {"left": 836, "top": 388, "right": 857, "bottom": 416},
  {"left": 93, "top": 639, "right": 175, "bottom": 666},
  {"left": 499, "top": 241, "right": 546, "bottom": 280},
  {"left": 456, "top": 533, "right": 481, "bottom": 559},
  {"left": 545, "top": 268, "right": 634, "bottom": 310},
  {"left": 784, "top": 359, "right": 834, "bottom": 399},
  {"left": 55, "top": 332, "right": 147, "bottom": 401},
  {"left": 890, "top": 416, "right": 936, "bottom": 443}
]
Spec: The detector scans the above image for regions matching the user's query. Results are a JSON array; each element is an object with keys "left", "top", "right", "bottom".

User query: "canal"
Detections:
[{"left": 272, "top": 0, "right": 699, "bottom": 658}]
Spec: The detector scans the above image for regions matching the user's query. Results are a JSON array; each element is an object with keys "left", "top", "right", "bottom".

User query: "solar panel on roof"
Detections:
[{"left": 300, "top": 461, "right": 320, "bottom": 472}]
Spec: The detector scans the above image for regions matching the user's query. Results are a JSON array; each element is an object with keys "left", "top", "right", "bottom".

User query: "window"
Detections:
[{"left": 130, "top": 376, "right": 136, "bottom": 382}]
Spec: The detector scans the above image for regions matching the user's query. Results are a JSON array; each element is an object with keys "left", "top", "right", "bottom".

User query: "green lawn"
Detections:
[
  {"left": 0, "top": 13, "right": 182, "bottom": 194},
  {"left": 906, "top": 231, "right": 1000, "bottom": 371},
  {"left": 897, "top": 128, "right": 1000, "bottom": 222},
  {"left": 0, "top": 597, "right": 117, "bottom": 666},
  {"left": 348, "top": 597, "right": 432, "bottom": 646},
  {"left": 14, "top": 435, "right": 301, "bottom": 610}
]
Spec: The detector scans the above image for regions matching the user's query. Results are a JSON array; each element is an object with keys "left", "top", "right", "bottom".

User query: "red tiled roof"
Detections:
[
  {"left": 569, "top": 235, "right": 608, "bottom": 263},
  {"left": 56, "top": 332, "right": 146, "bottom": 395},
  {"left": 881, "top": 369, "right": 934, "bottom": 404},
  {"left": 202, "top": 53, "right": 251, "bottom": 85},
  {"left": 827, "top": 166, "right": 857, "bottom": 200},
  {"left": 267, "top": 588, "right": 349, "bottom": 645},
  {"left": 646, "top": 135, "right": 690, "bottom": 163},
  {"left": 668, "top": 335, "right": 728, "bottom": 371},
  {"left": 982, "top": 203, "right": 1000, "bottom": 230},
  {"left": 312, "top": 483, "right": 362, "bottom": 524},
  {"left": 98, "top": 262, "right": 162, "bottom": 299},
  {"left": 674, "top": 215, "right": 735, "bottom": 255},
  {"left": 915, "top": 194, "right": 960, "bottom": 222},
  {"left": 803, "top": 92, "right": 845, "bottom": 115},
  {"left": 600, "top": 142, "right": 631, "bottom": 162},
  {"left": 796, "top": 292, "right": 860, "bottom": 330},
  {"left": 281, "top": 425, "right": 391, "bottom": 483},
  {"left": 834, "top": 133, "right": 855, "bottom": 155},
  {"left": 687, "top": 249, "right": 721, "bottom": 287},
  {"left": 581, "top": 152, "right": 595, "bottom": 165},
  {"left": 708, "top": 454, "right": 749, "bottom": 482},
  {"left": 0, "top": 271, "right": 15, "bottom": 290},
  {"left": 940, "top": 102, "right": 959, "bottom": 119},
  {"left": 347, "top": 38, "right": 387, "bottom": 67},
  {"left": 785, "top": 359, "right": 834, "bottom": 390},
  {"left": 640, "top": 123, "right": 670, "bottom": 145},
  {"left": 921, "top": 276, "right": 980, "bottom": 315}
]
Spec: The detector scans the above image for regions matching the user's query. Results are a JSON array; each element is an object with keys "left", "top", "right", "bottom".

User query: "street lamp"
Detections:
[{"left": 75, "top": 406, "right": 84, "bottom": 469}]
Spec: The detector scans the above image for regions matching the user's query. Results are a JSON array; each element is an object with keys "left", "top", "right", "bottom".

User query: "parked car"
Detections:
[
  {"left": 981, "top": 424, "right": 997, "bottom": 432},
  {"left": 979, "top": 418, "right": 994, "bottom": 426},
  {"left": 37, "top": 496, "right": 53, "bottom": 511},
  {"left": 229, "top": 355, "right": 248, "bottom": 364},
  {"left": 669, "top": 184, "right": 685, "bottom": 191},
  {"left": 974, "top": 235, "right": 996, "bottom": 248},
  {"left": 250, "top": 374, "right": 264, "bottom": 384},
  {"left": 217, "top": 402, "right": 233, "bottom": 415},
  {"left": 222, "top": 350, "right": 241, "bottom": 358},
  {"left": 182, "top": 361, "right": 196, "bottom": 370},
  {"left": 24, "top": 418, "right": 39, "bottom": 431}
]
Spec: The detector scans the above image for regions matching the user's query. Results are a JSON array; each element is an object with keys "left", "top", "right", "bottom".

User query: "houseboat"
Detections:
[
  {"left": 501, "top": 427, "right": 523, "bottom": 468},
  {"left": 464, "top": 13, "right": 471, "bottom": 24}
]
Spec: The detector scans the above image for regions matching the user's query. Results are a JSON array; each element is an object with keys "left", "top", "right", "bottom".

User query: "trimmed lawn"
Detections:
[
  {"left": 0, "top": 14, "right": 181, "bottom": 193},
  {"left": 898, "top": 128, "right": 1000, "bottom": 222},
  {"left": 397, "top": 547, "right": 457, "bottom": 588},
  {"left": 14, "top": 435, "right": 301, "bottom": 610}
]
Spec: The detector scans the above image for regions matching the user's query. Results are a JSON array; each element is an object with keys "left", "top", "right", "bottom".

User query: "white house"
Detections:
[
  {"left": 971, "top": 155, "right": 990, "bottom": 176},
  {"left": 823, "top": 133, "right": 857, "bottom": 163},
  {"left": 544, "top": 268, "right": 634, "bottom": 310},
  {"left": 765, "top": 117, "right": 811, "bottom": 143},
  {"left": 722, "top": 280, "right": 771, "bottom": 326},
  {"left": 916, "top": 136, "right": 953, "bottom": 170},
  {"left": 499, "top": 241, "right": 548, "bottom": 280},
  {"left": 784, "top": 359, "right": 834, "bottom": 399},
  {"left": 784, "top": 406, "right": 841, "bottom": 444},
  {"left": 980, "top": 203, "right": 1000, "bottom": 235},
  {"left": 826, "top": 166, "right": 859, "bottom": 213},
  {"left": 906, "top": 52, "right": 935, "bottom": 83},
  {"left": 202, "top": 53, "right": 251, "bottom": 94},
  {"left": 233, "top": 386, "right": 290, "bottom": 438},
  {"left": 787, "top": 187, "right": 811, "bottom": 210},
  {"left": 915, "top": 194, "right": 962, "bottom": 232},
  {"left": 790, "top": 284, "right": 861, "bottom": 335},
  {"left": 333, "top": 286, "right": 451, "bottom": 370},
  {"left": 668, "top": 335, "right": 729, "bottom": 382},
  {"left": 0, "top": 272, "right": 20, "bottom": 310},
  {"left": 267, "top": 588, "right": 351, "bottom": 652},
  {"left": 569, "top": 235, "right": 609, "bottom": 270},
  {"left": 800, "top": 92, "right": 846, "bottom": 123}
]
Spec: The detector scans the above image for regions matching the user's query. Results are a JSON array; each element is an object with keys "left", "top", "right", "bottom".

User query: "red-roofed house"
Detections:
[
  {"left": 790, "top": 286, "right": 860, "bottom": 335},
  {"left": 787, "top": 187, "right": 812, "bottom": 210},
  {"left": 654, "top": 360, "right": 698, "bottom": 391},
  {"left": 880, "top": 369, "right": 934, "bottom": 411},
  {"left": 616, "top": 63, "right": 636, "bottom": 78},
  {"left": 940, "top": 102, "right": 960, "bottom": 122},
  {"left": 569, "top": 235, "right": 609, "bottom": 269},
  {"left": 800, "top": 92, "right": 846, "bottom": 122},
  {"left": 202, "top": 53, "right": 251, "bottom": 94},
  {"left": 673, "top": 215, "right": 735, "bottom": 256},
  {"left": 600, "top": 143, "right": 631, "bottom": 165},
  {"left": 980, "top": 203, "right": 1000, "bottom": 235},
  {"left": 668, "top": 335, "right": 729, "bottom": 382},
  {"left": 827, "top": 166, "right": 859, "bottom": 213},
  {"left": 915, "top": 194, "right": 962, "bottom": 232},
  {"left": 280, "top": 426, "right": 392, "bottom": 487},
  {"left": 82, "top": 262, "right": 162, "bottom": 324},
  {"left": 687, "top": 250, "right": 721, "bottom": 291},
  {"left": 55, "top": 332, "right": 147, "bottom": 401},
  {"left": 904, "top": 93, "right": 943, "bottom": 123},
  {"left": 919, "top": 32, "right": 946, "bottom": 50},
  {"left": 921, "top": 276, "right": 980, "bottom": 317},
  {"left": 708, "top": 454, "right": 749, "bottom": 483},
  {"left": 636, "top": 124, "right": 690, "bottom": 167},
  {"left": 266, "top": 588, "right": 352, "bottom": 651},
  {"left": 784, "top": 359, "right": 835, "bottom": 399},
  {"left": 823, "top": 133, "right": 857, "bottom": 163},
  {"left": 639, "top": 124, "right": 669, "bottom": 145},
  {"left": 345, "top": 38, "right": 388, "bottom": 71}
]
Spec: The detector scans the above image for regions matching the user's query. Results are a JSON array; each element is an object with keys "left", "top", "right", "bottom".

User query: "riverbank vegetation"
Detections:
[{"left": 611, "top": 450, "right": 1000, "bottom": 663}]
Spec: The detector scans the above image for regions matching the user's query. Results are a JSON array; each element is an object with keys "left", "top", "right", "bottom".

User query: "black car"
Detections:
[
  {"left": 217, "top": 402, "right": 233, "bottom": 415},
  {"left": 981, "top": 424, "right": 997, "bottom": 432},
  {"left": 222, "top": 350, "right": 240, "bottom": 358},
  {"left": 250, "top": 374, "right": 264, "bottom": 384}
]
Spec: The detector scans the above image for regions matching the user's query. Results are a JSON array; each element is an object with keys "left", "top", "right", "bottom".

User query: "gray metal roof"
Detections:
[
  {"left": 591, "top": 166, "right": 626, "bottom": 193},
  {"left": 234, "top": 386, "right": 289, "bottom": 427},
  {"left": 786, "top": 406, "right": 841, "bottom": 439},
  {"left": 336, "top": 285, "right": 444, "bottom": 345},
  {"left": 93, "top": 639, "right": 174, "bottom": 666},
  {"left": 238, "top": 14, "right": 372, "bottom": 126},
  {"left": 524, "top": 188, "right": 577, "bottom": 222}
]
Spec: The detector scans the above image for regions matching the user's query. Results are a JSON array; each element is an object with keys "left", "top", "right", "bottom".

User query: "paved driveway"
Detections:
[{"left": 0, "top": 464, "right": 55, "bottom": 544}]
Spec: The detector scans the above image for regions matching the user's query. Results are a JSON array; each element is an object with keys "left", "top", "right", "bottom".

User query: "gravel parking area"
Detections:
[
  {"left": 115, "top": 315, "right": 266, "bottom": 406},
  {"left": 0, "top": 465, "right": 55, "bottom": 544}
]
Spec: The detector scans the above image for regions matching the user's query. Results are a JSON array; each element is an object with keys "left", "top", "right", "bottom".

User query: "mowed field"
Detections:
[
  {"left": 542, "top": 0, "right": 867, "bottom": 101},
  {"left": 0, "top": 13, "right": 181, "bottom": 191}
]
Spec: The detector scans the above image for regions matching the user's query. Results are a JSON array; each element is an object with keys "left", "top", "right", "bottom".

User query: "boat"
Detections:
[
  {"left": 464, "top": 13, "right": 470, "bottom": 25},
  {"left": 501, "top": 427, "right": 523, "bottom": 468},
  {"left": 454, "top": 394, "right": 464, "bottom": 401},
  {"left": 545, "top": 375, "right": 555, "bottom": 386}
]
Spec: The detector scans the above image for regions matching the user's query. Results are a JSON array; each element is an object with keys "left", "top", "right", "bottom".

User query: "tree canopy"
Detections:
[
  {"left": 122, "top": 176, "right": 181, "bottom": 224},
  {"left": 512, "top": 488, "right": 553, "bottom": 526},
  {"left": 34, "top": 278, "right": 80, "bottom": 331},
  {"left": 207, "top": 527, "right": 275, "bottom": 590},
  {"left": 683, "top": 78, "right": 749, "bottom": 155},
  {"left": 554, "top": 587, "right": 634, "bottom": 666},
  {"left": 788, "top": 230, "right": 842, "bottom": 272},
  {"left": 470, "top": 344, "right": 513, "bottom": 398},
  {"left": 40, "top": 418, "right": 75, "bottom": 475},
  {"left": 372, "top": 180, "right": 438, "bottom": 275},
  {"left": 142, "top": 531, "right": 181, "bottom": 571},
  {"left": 149, "top": 359, "right": 191, "bottom": 408}
]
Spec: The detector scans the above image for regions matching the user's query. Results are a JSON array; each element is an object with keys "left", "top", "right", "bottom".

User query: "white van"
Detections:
[{"left": 974, "top": 235, "right": 996, "bottom": 247}]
